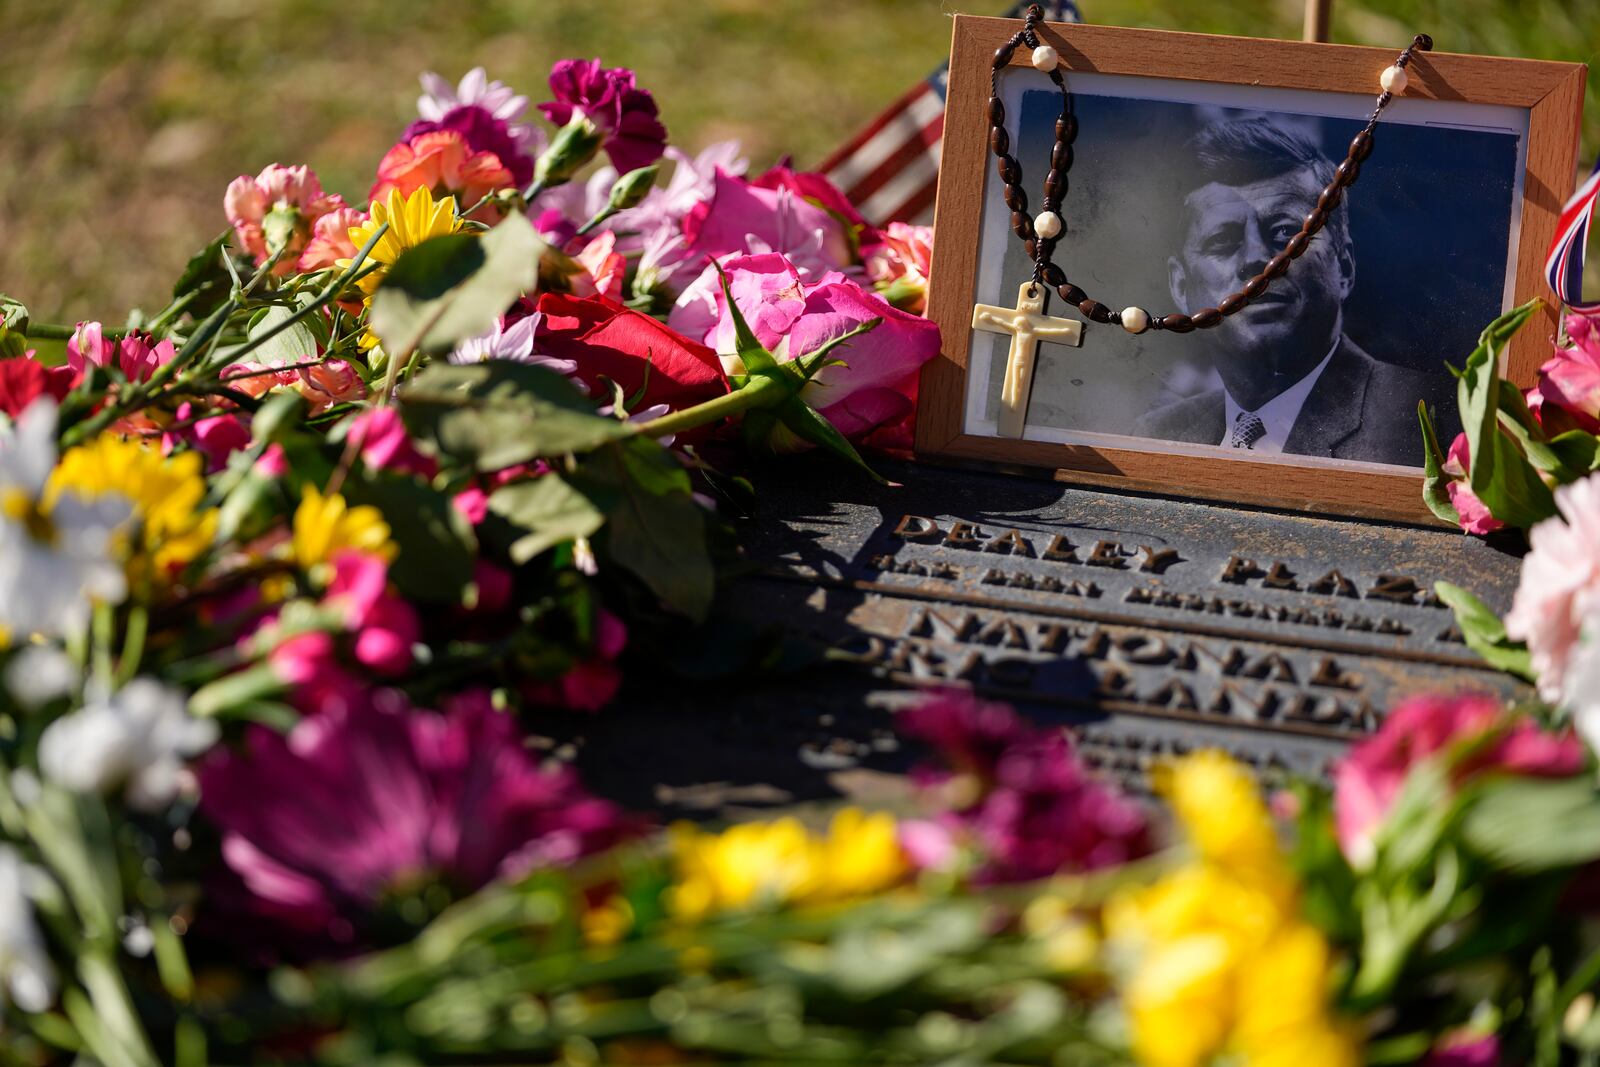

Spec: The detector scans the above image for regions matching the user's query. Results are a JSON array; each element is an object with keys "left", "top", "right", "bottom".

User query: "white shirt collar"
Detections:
[{"left": 1219, "top": 339, "right": 1339, "bottom": 453}]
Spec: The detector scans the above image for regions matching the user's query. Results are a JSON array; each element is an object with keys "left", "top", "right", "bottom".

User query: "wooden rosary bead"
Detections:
[
  {"left": 1041, "top": 261, "right": 1065, "bottom": 286},
  {"left": 1316, "top": 186, "right": 1343, "bottom": 213},
  {"left": 990, "top": 127, "right": 1010, "bottom": 156},
  {"left": 1057, "top": 283, "right": 1087, "bottom": 305},
  {"left": 993, "top": 42, "right": 1018, "bottom": 68},
  {"left": 1160, "top": 313, "right": 1195, "bottom": 334},
  {"left": 1303, "top": 207, "right": 1329, "bottom": 234},
  {"left": 1051, "top": 142, "right": 1073, "bottom": 170},
  {"left": 1043, "top": 170, "right": 1065, "bottom": 201},
  {"left": 1191, "top": 307, "right": 1223, "bottom": 329},
  {"left": 1264, "top": 252, "right": 1292, "bottom": 278},
  {"left": 1349, "top": 130, "right": 1374, "bottom": 161},
  {"left": 1218, "top": 292, "right": 1248, "bottom": 315},
  {"left": 988, "top": 97, "right": 1006, "bottom": 125},
  {"left": 1078, "top": 299, "right": 1113, "bottom": 323},
  {"left": 1285, "top": 231, "right": 1311, "bottom": 259},
  {"left": 1335, "top": 159, "right": 1361, "bottom": 186},
  {"left": 1056, "top": 114, "right": 1078, "bottom": 142},
  {"left": 1004, "top": 184, "right": 1028, "bottom": 212},
  {"left": 1010, "top": 211, "right": 1033, "bottom": 239},
  {"left": 998, "top": 155, "right": 1022, "bottom": 185},
  {"left": 1243, "top": 274, "right": 1270, "bottom": 299}
]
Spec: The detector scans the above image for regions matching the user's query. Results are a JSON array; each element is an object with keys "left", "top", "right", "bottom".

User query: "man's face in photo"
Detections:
[{"left": 1168, "top": 164, "right": 1356, "bottom": 395}]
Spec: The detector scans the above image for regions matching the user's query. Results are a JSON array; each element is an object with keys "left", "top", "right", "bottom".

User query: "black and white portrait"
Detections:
[{"left": 965, "top": 71, "right": 1529, "bottom": 472}]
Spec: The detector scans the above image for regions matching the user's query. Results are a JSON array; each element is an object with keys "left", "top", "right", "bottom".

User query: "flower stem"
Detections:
[{"left": 632, "top": 375, "right": 786, "bottom": 439}]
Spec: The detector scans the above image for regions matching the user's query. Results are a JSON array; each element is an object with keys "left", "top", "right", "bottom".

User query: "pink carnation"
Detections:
[
  {"left": 1536, "top": 314, "right": 1600, "bottom": 433},
  {"left": 1506, "top": 474, "right": 1600, "bottom": 701},
  {"left": 1441, "top": 433, "right": 1505, "bottom": 535},
  {"left": 323, "top": 551, "right": 421, "bottom": 676},
  {"left": 369, "top": 130, "right": 515, "bottom": 222},
  {"left": 569, "top": 230, "right": 626, "bottom": 302},
  {"left": 1333, "top": 693, "right": 1584, "bottom": 867},
  {"left": 300, "top": 206, "right": 366, "bottom": 272},
  {"left": 344, "top": 406, "right": 437, "bottom": 479},
  {"left": 681, "top": 168, "right": 853, "bottom": 276},
  {"left": 162, "top": 401, "right": 251, "bottom": 474},
  {"left": 866, "top": 222, "right": 935, "bottom": 314},
  {"left": 224, "top": 164, "right": 349, "bottom": 274}
]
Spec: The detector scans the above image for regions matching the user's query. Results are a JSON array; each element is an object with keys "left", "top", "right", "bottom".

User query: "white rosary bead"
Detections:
[
  {"left": 1031, "top": 45, "right": 1059, "bottom": 72},
  {"left": 1380, "top": 64, "right": 1408, "bottom": 93},
  {"left": 1120, "top": 306, "right": 1151, "bottom": 334},
  {"left": 1033, "top": 210, "right": 1062, "bottom": 239}
]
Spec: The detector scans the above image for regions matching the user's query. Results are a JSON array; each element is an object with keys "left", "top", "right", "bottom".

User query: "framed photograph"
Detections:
[{"left": 917, "top": 16, "right": 1588, "bottom": 523}]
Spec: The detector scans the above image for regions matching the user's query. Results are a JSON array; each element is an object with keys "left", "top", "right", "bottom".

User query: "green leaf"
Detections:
[
  {"left": 244, "top": 302, "right": 323, "bottom": 370},
  {"left": 776, "top": 396, "right": 887, "bottom": 484},
  {"left": 370, "top": 211, "right": 545, "bottom": 356},
  {"left": 487, "top": 475, "right": 605, "bottom": 564},
  {"left": 716, "top": 264, "right": 779, "bottom": 374},
  {"left": 400, "top": 361, "right": 630, "bottom": 470},
  {"left": 0, "top": 293, "right": 29, "bottom": 333},
  {"left": 1460, "top": 776, "right": 1600, "bottom": 873},
  {"left": 169, "top": 231, "right": 234, "bottom": 317},
  {"left": 573, "top": 439, "right": 714, "bottom": 620},
  {"left": 1418, "top": 402, "right": 1462, "bottom": 525},
  {"left": 1434, "top": 580, "right": 1535, "bottom": 681},
  {"left": 1459, "top": 300, "right": 1557, "bottom": 528},
  {"left": 345, "top": 471, "right": 477, "bottom": 603}
]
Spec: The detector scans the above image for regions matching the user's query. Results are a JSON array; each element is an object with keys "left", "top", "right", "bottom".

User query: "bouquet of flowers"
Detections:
[{"left": 2, "top": 53, "right": 1600, "bottom": 1066}]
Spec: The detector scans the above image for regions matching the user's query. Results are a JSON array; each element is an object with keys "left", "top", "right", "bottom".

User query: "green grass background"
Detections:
[{"left": 1, "top": 0, "right": 1594, "bottom": 324}]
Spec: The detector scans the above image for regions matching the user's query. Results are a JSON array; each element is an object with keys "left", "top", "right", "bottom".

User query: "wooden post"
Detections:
[{"left": 1303, "top": 0, "right": 1332, "bottom": 42}]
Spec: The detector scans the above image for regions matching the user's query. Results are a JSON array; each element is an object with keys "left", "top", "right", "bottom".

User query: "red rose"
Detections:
[
  {"left": 0, "top": 357, "right": 74, "bottom": 418},
  {"left": 534, "top": 293, "right": 728, "bottom": 413}
]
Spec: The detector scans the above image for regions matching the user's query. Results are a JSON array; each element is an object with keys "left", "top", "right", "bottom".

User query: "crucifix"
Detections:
[{"left": 973, "top": 280, "right": 1083, "bottom": 438}]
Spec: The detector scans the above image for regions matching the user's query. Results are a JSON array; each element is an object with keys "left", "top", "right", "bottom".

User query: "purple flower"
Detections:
[
  {"left": 403, "top": 104, "right": 537, "bottom": 190},
  {"left": 899, "top": 691, "right": 1151, "bottom": 883},
  {"left": 539, "top": 59, "right": 667, "bottom": 175},
  {"left": 198, "top": 691, "right": 637, "bottom": 953}
]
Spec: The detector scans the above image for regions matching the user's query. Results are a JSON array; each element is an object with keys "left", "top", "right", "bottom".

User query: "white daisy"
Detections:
[
  {"left": 0, "top": 399, "right": 129, "bottom": 638},
  {"left": 416, "top": 67, "right": 543, "bottom": 154},
  {"left": 37, "top": 678, "right": 218, "bottom": 812},
  {"left": 449, "top": 315, "right": 579, "bottom": 377}
]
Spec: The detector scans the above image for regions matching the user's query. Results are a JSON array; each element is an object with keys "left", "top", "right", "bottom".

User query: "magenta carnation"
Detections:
[
  {"left": 1333, "top": 693, "right": 1584, "bottom": 868},
  {"left": 539, "top": 59, "right": 667, "bottom": 175},
  {"left": 198, "top": 691, "right": 637, "bottom": 951},
  {"left": 898, "top": 691, "right": 1151, "bottom": 883}
]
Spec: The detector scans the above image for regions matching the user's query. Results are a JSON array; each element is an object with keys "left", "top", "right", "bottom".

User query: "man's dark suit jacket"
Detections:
[{"left": 1133, "top": 336, "right": 1439, "bottom": 466}]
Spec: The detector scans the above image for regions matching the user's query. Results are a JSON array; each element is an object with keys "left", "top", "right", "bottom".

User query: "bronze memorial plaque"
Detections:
[{"left": 546, "top": 459, "right": 1527, "bottom": 818}]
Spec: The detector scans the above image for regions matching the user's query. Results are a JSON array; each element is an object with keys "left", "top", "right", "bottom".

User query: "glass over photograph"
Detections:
[{"left": 965, "top": 71, "right": 1529, "bottom": 471}]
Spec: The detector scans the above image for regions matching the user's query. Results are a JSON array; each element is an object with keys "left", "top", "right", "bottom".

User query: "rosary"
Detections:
[{"left": 975, "top": 4, "right": 1434, "bottom": 438}]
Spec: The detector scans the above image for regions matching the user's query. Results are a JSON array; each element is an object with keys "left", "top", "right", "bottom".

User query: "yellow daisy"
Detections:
[
  {"left": 292, "top": 484, "right": 395, "bottom": 574},
  {"left": 342, "top": 186, "right": 468, "bottom": 298},
  {"left": 46, "top": 436, "right": 217, "bottom": 584}
]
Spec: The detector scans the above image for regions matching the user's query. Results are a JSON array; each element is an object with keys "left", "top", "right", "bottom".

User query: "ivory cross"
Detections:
[{"left": 972, "top": 281, "right": 1083, "bottom": 438}]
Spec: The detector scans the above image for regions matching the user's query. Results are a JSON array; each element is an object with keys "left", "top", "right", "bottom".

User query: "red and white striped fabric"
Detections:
[
  {"left": 1547, "top": 156, "right": 1600, "bottom": 316},
  {"left": 817, "top": 74, "right": 948, "bottom": 227},
  {"left": 817, "top": 1, "right": 1080, "bottom": 228}
]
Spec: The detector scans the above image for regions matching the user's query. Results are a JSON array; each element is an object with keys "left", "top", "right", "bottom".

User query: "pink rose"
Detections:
[
  {"left": 751, "top": 165, "right": 878, "bottom": 248},
  {"left": 674, "top": 252, "right": 941, "bottom": 442},
  {"left": 1333, "top": 693, "right": 1584, "bottom": 867},
  {"left": 682, "top": 168, "right": 853, "bottom": 276},
  {"left": 1537, "top": 314, "right": 1600, "bottom": 433},
  {"left": 298, "top": 359, "right": 366, "bottom": 412},
  {"left": 1441, "top": 433, "right": 1505, "bottom": 535},
  {"left": 1506, "top": 474, "right": 1600, "bottom": 701}
]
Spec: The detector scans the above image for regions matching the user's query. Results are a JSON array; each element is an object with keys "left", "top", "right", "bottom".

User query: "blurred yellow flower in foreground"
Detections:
[
  {"left": 292, "top": 484, "right": 395, "bottom": 573},
  {"left": 48, "top": 436, "right": 217, "bottom": 582},
  {"left": 1106, "top": 751, "right": 1358, "bottom": 1067},
  {"left": 667, "top": 808, "right": 905, "bottom": 921}
]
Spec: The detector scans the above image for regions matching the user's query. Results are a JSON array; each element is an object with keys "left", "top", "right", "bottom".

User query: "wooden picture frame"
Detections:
[{"left": 917, "top": 15, "right": 1587, "bottom": 524}]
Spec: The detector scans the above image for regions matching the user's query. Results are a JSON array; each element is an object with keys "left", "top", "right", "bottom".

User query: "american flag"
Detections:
[
  {"left": 1546, "top": 156, "right": 1600, "bottom": 316},
  {"left": 818, "top": 1, "right": 1082, "bottom": 228}
]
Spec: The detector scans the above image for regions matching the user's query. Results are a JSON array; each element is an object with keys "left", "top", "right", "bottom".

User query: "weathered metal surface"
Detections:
[{"left": 542, "top": 458, "right": 1528, "bottom": 819}]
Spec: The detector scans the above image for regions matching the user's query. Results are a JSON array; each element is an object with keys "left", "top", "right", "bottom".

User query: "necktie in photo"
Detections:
[{"left": 1231, "top": 411, "right": 1266, "bottom": 449}]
